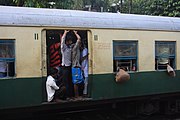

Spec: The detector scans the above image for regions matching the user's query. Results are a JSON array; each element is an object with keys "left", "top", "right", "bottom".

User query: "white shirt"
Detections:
[
  {"left": 81, "top": 48, "right": 88, "bottom": 77},
  {"left": 46, "top": 75, "right": 59, "bottom": 102},
  {"left": 61, "top": 36, "right": 72, "bottom": 66}
]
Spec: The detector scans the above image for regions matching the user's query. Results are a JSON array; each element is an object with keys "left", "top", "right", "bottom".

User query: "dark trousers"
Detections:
[
  {"left": 62, "top": 66, "right": 74, "bottom": 97},
  {"left": 54, "top": 86, "right": 66, "bottom": 100}
]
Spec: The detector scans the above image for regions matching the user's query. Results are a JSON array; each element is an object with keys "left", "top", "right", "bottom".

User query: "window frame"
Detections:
[
  {"left": 155, "top": 41, "right": 176, "bottom": 71},
  {"left": 113, "top": 40, "right": 138, "bottom": 72}
]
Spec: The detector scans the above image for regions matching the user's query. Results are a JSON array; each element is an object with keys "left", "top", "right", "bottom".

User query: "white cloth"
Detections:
[
  {"left": 83, "top": 77, "right": 88, "bottom": 95},
  {"left": 0, "top": 62, "right": 7, "bottom": 72},
  {"left": 46, "top": 75, "right": 59, "bottom": 102},
  {"left": 81, "top": 48, "right": 88, "bottom": 77},
  {"left": 167, "top": 64, "right": 176, "bottom": 77}
]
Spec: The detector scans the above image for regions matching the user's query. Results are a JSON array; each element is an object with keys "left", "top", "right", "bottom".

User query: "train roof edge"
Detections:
[{"left": 0, "top": 5, "right": 180, "bottom": 31}]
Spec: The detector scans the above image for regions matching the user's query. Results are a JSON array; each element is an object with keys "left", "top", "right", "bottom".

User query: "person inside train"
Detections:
[
  {"left": 46, "top": 68, "right": 66, "bottom": 102},
  {"left": 0, "top": 61, "right": 7, "bottom": 78},
  {"left": 0, "top": 46, "right": 9, "bottom": 77},
  {"left": 71, "top": 30, "right": 84, "bottom": 99},
  {"left": 48, "top": 32, "right": 64, "bottom": 87},
  {"left": 61, "top": 30, "right": 74, "bottom": 99},
  {"left": 49, "top": 34, "right": 62, "bottom": 70},
  {"left": 80, "top": 41, "right": 89, "bottom": 97},
  {"left": 0, "top": 48, "right": 6, "bottom": 77}
]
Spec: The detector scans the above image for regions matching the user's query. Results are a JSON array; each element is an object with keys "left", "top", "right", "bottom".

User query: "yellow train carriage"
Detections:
[{"left": 0, "top": 6, "right": 180, "bottom": 109}]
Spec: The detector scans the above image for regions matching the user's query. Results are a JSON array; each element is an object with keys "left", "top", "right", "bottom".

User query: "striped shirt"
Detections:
[{"left": 50, "top": 43, "right": 61, "bottom": 68}]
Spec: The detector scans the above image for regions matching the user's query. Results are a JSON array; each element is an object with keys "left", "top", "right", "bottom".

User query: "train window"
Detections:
[
  {"left": 113, "top": 41, "right": 138, "bottom": 72},
  {"left": 155, "top": 41, "right": 176, "bottom": 70},
  {"left": 0, "top": 40, "right": 15, "bottom": 78}
]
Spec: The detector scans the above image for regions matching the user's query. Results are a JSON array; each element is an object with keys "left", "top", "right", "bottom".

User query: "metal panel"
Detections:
[{"left": 0, "top": 6, "right": 180, "bottom": 31}]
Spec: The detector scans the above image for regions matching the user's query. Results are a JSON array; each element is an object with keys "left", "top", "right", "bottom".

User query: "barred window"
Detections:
[
  {"left": 155, "top": 41, "right": 176, "bottom": 70},
  {"left": 113, "top": 41, "right": 138, "bottom": 72},
  {"left": 0, "top": 40, "right": 15, "bottom": 78}
]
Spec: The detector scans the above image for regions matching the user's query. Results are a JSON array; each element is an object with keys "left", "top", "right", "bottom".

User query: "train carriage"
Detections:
[{"left": 0, "top": 6, "right": 180, "bottom": 112}]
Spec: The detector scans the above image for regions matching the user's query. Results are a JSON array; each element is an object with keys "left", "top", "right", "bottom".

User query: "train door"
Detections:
[
  {"left": 46, "top": 30, "right": 88, "bottom": 73},
  {"left": 45, "top": 29, "right": 89, "bottom": 97}
]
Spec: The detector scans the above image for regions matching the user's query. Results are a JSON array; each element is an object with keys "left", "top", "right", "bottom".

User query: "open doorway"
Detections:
[
  {"left": 46, "top": 30, "right": 88, "bottom": 74},
  {"left": 46, "top": 29, "right": 89, "bottom": 99}
]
